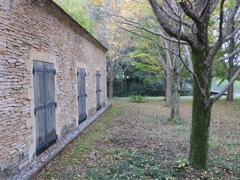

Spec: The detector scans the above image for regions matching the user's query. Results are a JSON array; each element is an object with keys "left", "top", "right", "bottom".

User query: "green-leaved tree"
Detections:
[{"left": 148, "top": 0, "right": 240, "bottom": 169}]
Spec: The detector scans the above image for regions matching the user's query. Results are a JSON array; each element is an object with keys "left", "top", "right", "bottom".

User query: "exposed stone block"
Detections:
[{"left": 0, "top": 46, "right": 7, "bottom": 55}]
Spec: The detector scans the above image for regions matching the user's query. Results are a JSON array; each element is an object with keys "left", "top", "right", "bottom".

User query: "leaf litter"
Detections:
[{"left": 35, "top": 98, "right": 240, "bottom": 179}]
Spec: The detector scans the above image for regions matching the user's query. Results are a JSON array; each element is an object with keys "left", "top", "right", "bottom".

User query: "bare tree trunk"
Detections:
[
  {"left": 226, "top": 82, "right": 234, "bottom": 101},
  {"left": 108, "top": 79, "right": 114, "bottom": 99},
  {"left": 190, "top": 49, "right": 212, "bottom": 169},
  {"left": 165, "top": 49, "right": 173, "bottom": 106},
  {"left": 226, "top": 29, "right": 235, "bottom": 101},
  {"left": 108, "top": 59, "right": 114, "bottom": 99},
  {"left": 170, "top": 59, "right": 181, "bottom": 119},
  {"left": 165, "top": 70, "right": 172, "bottom": 106}
]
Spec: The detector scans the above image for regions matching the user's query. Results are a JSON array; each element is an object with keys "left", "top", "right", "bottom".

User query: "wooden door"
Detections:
[
  {"left": 33, "top": 61, "right": 57, "bottom": 156},
  {"left": 77, "top": 68, "right": 87, "bottom": 124},
  {"left": 96, "top": 71, "right": 101, "bottom": 111}
]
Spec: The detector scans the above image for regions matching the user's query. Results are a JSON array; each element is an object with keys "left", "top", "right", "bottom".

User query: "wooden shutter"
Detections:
[
  {"left": 33, "top": 61, "right": 57, "bottom": 156},
  {"left": 77, "top": 68, "right": 87, "bottom": 124},
  {"left": 96, "top": 71, "right": 101, "bottom": 111}
]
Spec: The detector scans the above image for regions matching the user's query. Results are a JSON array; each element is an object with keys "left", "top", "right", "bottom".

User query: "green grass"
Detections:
[
  {"left": 35, "top": 99, "right": 240, "bottom": 180},
  {"left": 84, "top": 148, "right": 175, "bottom": 179}
]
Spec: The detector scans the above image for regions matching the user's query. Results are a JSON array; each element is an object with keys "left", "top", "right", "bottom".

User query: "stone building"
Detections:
[{"left": 0, "top": 0, "right": 107, "bottom": 177}]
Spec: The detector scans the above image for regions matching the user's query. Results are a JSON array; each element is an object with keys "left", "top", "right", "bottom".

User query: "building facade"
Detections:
[{"left": 0, "top": 0, "right": 107, "bottom": 177}]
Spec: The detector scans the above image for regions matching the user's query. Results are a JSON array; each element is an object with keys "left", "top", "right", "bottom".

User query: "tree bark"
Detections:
[
  {"left": 226, "top": 29, "right": 235, "bottom": 101},
  {"left": 108, "top": 58, "right": 114, "bottom": 99},
  {"left": 226, "top": 82, "right": 234, "bottom": 101},
  {"left": 165, "top": 70, "right": 172, "bottom": 106},
  {"left": 190, "top": 48, "right": 212, "bottom": 169},
  {"left": 108, "top": 79, "right": 114, "bottom": 99},
  {"left": 165, "top": 48, "right": 173, "bottom": 106},
  {"left": 170, "top": 63, "right": 180, "bottom": 119}
]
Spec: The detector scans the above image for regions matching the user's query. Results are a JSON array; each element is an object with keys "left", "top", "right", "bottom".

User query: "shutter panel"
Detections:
[
  {"left": 34, "top": 61, "right": 47, "bottom": 155},
  {"left": 77, "top": 68, "right": 87, "bottom": 124},
  {"left": 96, "top": 71, "right": 101, "bottom": 111},
  {"left": 45, "top": 62, "right": 57, "bottom": 147},
  {"left": 33, "top": 61, "right": 57, "bottom": 156}
]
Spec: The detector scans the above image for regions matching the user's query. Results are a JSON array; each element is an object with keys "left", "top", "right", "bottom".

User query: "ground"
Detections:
[{"left": 35, "top": 97, "right": 240, "bottom": 179}]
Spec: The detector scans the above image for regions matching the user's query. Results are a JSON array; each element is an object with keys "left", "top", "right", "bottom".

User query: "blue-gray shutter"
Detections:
[
  {"left": 33, "top": 61, "right": 57, "bottom": 156},
  {"left": 96, "top": 71, "right": 101, "bottom": 111},
  {"left": 77, "top": 68, "right": 87, "bottom": 124}
]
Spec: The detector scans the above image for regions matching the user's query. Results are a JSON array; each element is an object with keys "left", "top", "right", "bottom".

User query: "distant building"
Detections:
[{"left": 0, "top": 0, "right": 107, "bottom": 177}]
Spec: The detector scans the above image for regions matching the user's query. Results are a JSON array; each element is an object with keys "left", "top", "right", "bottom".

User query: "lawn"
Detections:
[{"left": 35, "top": 97, "right": 240, "bottom": 179}]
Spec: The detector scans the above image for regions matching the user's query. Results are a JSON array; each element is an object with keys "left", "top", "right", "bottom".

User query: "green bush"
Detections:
[{"left": 129, "top": 95, "right": 148, "bottom": 103}]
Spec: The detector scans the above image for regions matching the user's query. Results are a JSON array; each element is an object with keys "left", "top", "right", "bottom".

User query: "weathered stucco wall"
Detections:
[{"left": 0, "top": 0, "right": 107, "bottom": 177}]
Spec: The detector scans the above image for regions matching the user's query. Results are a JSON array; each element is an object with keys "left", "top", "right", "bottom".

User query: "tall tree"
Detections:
[
  {"left": 88, "top": 1, "right": 135, "bottom": 98},
  {"left": 147, "top": 0, "right": 240, "bottom": 169},
  {"left": 211, "top": 6, "right": 240, "bottom": 101},
  {"left": 132, "top": 36, "right": 185, "bottom": 119},
  {"left": 107, "top": 37, "right": 132, "bottom": 98},
  {"left": 96, "top": 0, "right": 194, "bottom": 119},
  {"left": 225, "top": 23, "right": 240, "bottom": 101}
]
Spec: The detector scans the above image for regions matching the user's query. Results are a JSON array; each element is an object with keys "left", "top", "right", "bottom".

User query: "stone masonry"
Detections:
[{"left": 0, "top": 0, "right": 107, "bottom": 177}]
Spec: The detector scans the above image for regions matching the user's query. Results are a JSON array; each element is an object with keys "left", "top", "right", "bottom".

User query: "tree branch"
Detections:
[
  {"left": 219, "top": 0, "right": 226, "bottom": 40},
  {"left": 148, "top": 0, "right": 198, "bottom": 48},
  {"left": 212, "top": 48, "right": 240, "bottom": 73},
  {"left": 176, "top": 9, "right": 206, "bottom": 98},
  {"left": 158, "top": 3, "right": 192, "bottom": 28},
  {"left": 113, "top": 14, "right": 189, "bottom": 45},
  {"left": 212, "top": 68, "right": 240, "bottom": 103},
  {"left": 179, "top": 1, "right": 202, "bottom": 25},
  {"left": 116, "top": 24, "right": 180, "bottom": 57},
  {"left": 225, "top": 25, "right": 240, "bottom": 41},
  {"left": 205, "top": 0, "right": 240, "bottom": 66},
  {"left": 200, "top": 0, "right": 211, "bottom": 17},
  {"left": 209, "top": 0, "right": 219, "bottom": 14}
]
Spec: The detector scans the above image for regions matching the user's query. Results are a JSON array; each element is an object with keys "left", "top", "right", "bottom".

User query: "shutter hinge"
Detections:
[
  {"left": 77, "top": 72, "right": 86, "bottom": 76},
  {"left": 33, "top": 68, "right": 56, "bottom": 75},
  {"left": 78, "top": 94, "right": 87, "bottom": 100}
]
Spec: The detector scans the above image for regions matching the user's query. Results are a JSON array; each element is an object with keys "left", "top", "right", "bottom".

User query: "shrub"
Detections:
[{"left": 129, "top": 95, "right": 148, "bottom": 103}]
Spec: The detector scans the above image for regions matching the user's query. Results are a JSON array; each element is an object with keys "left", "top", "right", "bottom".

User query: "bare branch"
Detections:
[
  {"left": 116, "top": 24, "right": 180, "bottom": 57},
  {"left": 213, "top": 48, "right": 240, "bottom": 73},
  {"left": 209, "top": 24, "right": 240, "bottom": 48},
  {"left": 219, "top": 0, "right": 226, "bottom": 40},
  {"left": 148, "top": 0, "right": 198, "bottom": 48},
  {"left": 200, "top": 0, "right": 211, "bottom": 17},
  {"left": 209, "top": 0, "right": 219, "bottom": 14},
  {"left": 176, "top": 8, "right": 206, "bottom": 98},
  {"left": 225, "top": 25, "right": 240, "bottom": 41},
  {"left": 205, "top": 0, "right": 240, "bottom": 66},
  {"left": 179, "top": 1, "right": 202, "bottom": 25},
  {"left": 112, "top": 14, "right": 189, "bottom": 45},
  {"left": 212, "top": 68, "right": 240, "bottom": 103},
  {"left": 158, "top": 4, "right": 192, "bottom": 28}
]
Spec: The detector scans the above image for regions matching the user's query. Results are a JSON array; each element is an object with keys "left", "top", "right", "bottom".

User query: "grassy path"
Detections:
[{"left": 35, "top": 98, "right": 240, "bottom": 179}]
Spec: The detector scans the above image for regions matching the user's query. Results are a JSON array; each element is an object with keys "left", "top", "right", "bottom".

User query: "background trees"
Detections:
[
  {"left": 54, "top": 0, "right": 93, "bottom": 32},
  {"left": 147, "top": 0, "right": 240, "bottom": 168},
  {"left": 90, "top": 0, "right": 240, "bottom": 169}
]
